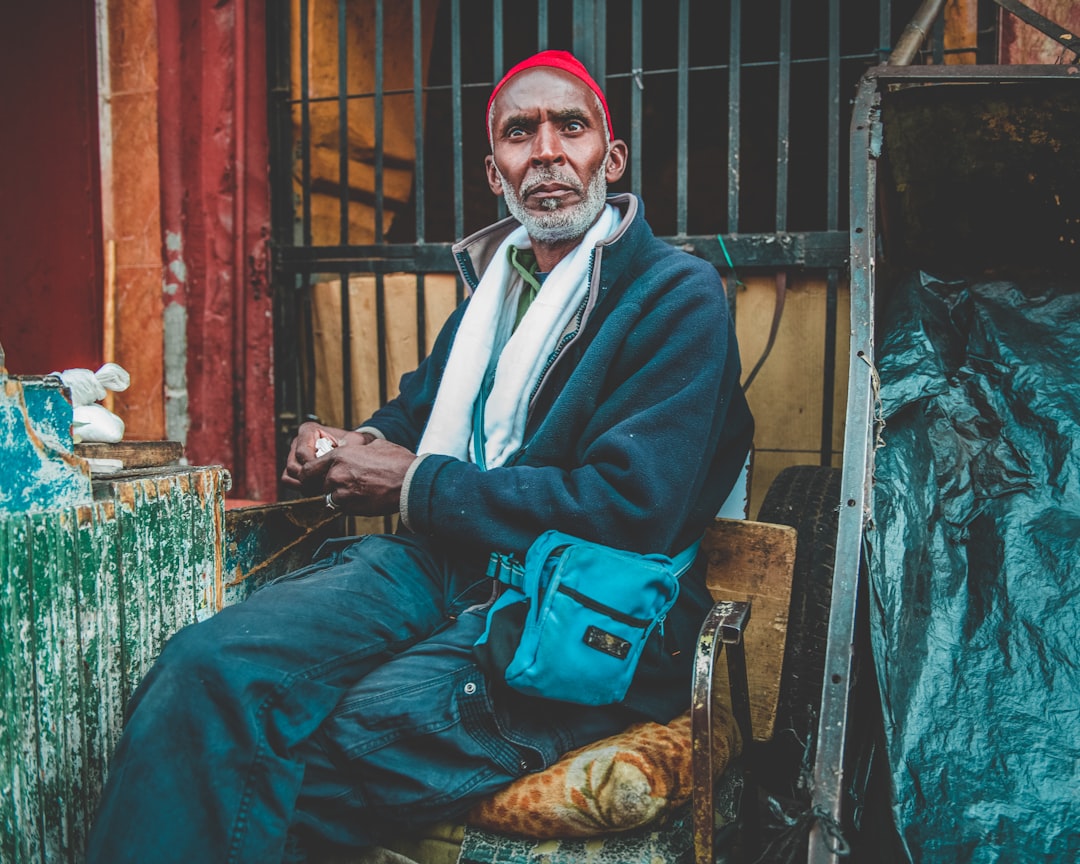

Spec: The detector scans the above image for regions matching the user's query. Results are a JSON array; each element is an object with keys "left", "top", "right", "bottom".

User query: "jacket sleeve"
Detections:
[{"left": 402, "top": 257, "right": 752, "bottom": 558}]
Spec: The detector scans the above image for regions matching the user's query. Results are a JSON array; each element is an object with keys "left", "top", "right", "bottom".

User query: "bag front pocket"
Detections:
[{"left": 502, "top": 543, "right": 679, "bottom": 705}]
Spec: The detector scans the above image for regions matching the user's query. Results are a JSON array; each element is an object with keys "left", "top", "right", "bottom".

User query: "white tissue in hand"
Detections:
[{"left": 73, "top": 404, "right": 126, "bottom": 443}]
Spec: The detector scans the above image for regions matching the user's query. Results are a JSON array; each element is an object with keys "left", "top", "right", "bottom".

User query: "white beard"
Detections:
[{"left": 497, "top": 160, "right": 609, "bottom": 244}]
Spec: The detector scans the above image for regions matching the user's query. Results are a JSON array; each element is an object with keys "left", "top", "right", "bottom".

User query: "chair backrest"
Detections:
[{"left": 702, "top": 517, "right": 797, "bottom": 742}]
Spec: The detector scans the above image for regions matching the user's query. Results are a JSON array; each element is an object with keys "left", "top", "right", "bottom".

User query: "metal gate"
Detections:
[{"left": 267, "top": 0, "right": 940, "bottom": 478}]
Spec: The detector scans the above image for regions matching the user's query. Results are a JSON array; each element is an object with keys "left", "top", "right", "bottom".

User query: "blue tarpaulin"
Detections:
[{"left": 867, "top": 272, "right": 1080, "bottom": 863}]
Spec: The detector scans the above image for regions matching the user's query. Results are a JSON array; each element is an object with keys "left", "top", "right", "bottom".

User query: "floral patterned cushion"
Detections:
[{"left": 465, "top": 704, "right": 740, "bottom": 838}]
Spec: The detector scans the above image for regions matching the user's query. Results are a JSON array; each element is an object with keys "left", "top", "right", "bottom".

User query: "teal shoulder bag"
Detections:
[{"left": 473, "top": 530, "right": 700, "bottom": 705}]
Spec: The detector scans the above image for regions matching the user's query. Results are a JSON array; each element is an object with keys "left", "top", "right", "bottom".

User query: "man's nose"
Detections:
[{"left": 530, "top": 123, "right": 565, "bottom": 165}]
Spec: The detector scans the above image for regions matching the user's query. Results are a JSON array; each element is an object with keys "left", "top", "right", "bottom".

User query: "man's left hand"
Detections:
[{"left": 297, "top": 439, "right": 417, "bottom": 516}]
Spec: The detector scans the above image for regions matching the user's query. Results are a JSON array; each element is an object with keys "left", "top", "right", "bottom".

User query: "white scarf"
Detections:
[{"left": 418, "top": 204, "right": 619, "bottom": 468}]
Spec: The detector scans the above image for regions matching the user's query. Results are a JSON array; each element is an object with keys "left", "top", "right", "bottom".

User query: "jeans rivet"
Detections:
[
  {"left": 519, "top": 760, "right": 529, "bottom": 771},
  {"left": 463, "top": 682, "right": 477, "bottom": 695}
]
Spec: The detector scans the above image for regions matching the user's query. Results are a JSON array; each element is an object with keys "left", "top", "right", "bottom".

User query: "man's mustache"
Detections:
[{"left": 519, "top": 170, "right": 584, "bottom": 198}]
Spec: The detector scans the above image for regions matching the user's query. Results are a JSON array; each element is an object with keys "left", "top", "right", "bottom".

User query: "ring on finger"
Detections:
[{"left": 325, "top": 492, "right": 340, "bottom": 512}]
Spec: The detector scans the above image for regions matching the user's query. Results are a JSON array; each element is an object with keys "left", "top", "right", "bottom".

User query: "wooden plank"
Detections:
[
  {"left": 422, "top": 275, "right": 460, "bottom": 358},
  {"left": 944, "top": 0, "right": 979, "bottom": 65},
  {"left": 735, "top": 273, "right": 849, "bottom": 457},
  {"left": 703, "top": 517, "right": 798, "bottom": 742},
  {"left": 74, "top": 441, "right": 183, "bottom": 469},
  {"left": 311, "top": 272, "right": 459, "bottom": 430}
]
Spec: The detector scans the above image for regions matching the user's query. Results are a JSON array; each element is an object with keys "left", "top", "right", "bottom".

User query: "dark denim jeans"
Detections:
[{"left": 85, "top": 531, "right": 631, "bottom": 863}]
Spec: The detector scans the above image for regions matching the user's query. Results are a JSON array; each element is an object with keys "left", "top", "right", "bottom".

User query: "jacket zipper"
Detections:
[{"left": 527, "top": 247, "right": 602, "bottom": 409}]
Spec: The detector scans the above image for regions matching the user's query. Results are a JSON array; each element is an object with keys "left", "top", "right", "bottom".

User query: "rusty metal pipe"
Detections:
[{"left": 888, "top": 0, "right": 948, "bottom": 65}]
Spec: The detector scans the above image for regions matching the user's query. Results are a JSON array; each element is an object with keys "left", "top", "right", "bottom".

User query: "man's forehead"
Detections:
[
  {"left": 486, "top": 50, "right": 614, "bottom": 143},
  {"left": 491, "top": 67, "right": 603, "bottom": 121}
]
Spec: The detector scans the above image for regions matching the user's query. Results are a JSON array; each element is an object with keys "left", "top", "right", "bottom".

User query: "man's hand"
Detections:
[
  {"left": 296, "top": 438, "right": 417, "bottom": 516},
  {"left": 281, "top": 421, "right": 376, "bottom": 490}
]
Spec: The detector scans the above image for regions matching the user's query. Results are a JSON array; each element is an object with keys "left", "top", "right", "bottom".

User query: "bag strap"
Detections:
[
  {"left": 487, "top": 538, "right": 701, "bottom": 592},
  {"left": 671, "top": 538, "right": 702, "bottom": 576}
]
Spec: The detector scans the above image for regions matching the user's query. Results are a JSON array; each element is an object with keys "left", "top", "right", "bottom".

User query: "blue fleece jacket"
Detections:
[{"left": 362, "top": 193, "right": 753, "bottom": 720}]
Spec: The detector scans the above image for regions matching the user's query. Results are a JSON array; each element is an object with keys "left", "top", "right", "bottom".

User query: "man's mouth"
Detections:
[{"left": 521, "top": 177, "right": 582, "bottom": 205}]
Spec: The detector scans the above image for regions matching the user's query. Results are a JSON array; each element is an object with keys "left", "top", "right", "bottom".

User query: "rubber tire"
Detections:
[{"left": 754, "top": 464, "right": 843, "bottom": 800}]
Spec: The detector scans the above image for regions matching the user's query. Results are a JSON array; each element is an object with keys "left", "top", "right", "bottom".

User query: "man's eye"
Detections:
[
  {"left": 564, "top": 120, "right": 585, "bottom": 132},
  {"left": 507, "top": 127, "right": 527, "bottom": 138}
]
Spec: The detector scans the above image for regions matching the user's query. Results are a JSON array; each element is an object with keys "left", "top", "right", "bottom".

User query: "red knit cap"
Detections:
[{"left": 487, "top": 50, "right": 613, "bottom": 144}]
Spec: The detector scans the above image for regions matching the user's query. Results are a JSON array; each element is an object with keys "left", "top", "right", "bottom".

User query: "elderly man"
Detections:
[{"left": 86, "top": 50, "right": 753, "bottom": 863}]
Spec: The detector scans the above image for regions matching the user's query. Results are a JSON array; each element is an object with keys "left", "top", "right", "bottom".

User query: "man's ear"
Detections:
[
  {"left": 605, "top": 140, "right": 628, "bottom": 184},
  {"left": 485, "top": 155, "right": 505, "bottom": 197}
]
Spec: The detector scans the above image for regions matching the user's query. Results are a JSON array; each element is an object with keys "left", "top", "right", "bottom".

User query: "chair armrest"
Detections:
[{"left": 691, "top": 599, "right": 753, "bottom": 864}]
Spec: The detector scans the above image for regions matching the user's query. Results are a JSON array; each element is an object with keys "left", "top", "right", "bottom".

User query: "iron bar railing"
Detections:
[
  {"left": 727, "top": 0, "right": 741, "bottom": 233},
  {"left": 270, "top": 0, "right": 937, "bottom": 470}
]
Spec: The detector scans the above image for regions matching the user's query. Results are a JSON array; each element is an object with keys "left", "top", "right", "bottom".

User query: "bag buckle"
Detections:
[{"left": 486, "top": 552, "right": 525, "bottom": 590}]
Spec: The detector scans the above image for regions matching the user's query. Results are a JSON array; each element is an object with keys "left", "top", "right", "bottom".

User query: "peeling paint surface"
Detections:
[
  {"left": 0, "top": 465, "right": 227, "bottom": 856},
  {"left": 163, "top": 230, "right": 187, "bottom": 293},
  {"left": 1, "top": 377, "right": 93, "bottom": 513},
  {"left": 163, "top": 301, "right": 190, "bottom": 446}
]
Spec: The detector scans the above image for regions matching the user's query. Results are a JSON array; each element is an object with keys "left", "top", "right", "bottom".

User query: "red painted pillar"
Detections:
[{"left": 157, "top": 0, "right": 276, "bottom": 501}]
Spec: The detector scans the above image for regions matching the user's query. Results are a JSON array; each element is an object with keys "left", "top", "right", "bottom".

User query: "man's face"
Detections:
[{"left": 486, "top": 67, "right": 627, "bottom": 245}]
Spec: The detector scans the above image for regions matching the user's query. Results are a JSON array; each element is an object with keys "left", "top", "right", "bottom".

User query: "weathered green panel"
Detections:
[
  {"left": 54, "top": 509, "right": 87, "bottom": 860},
  {"left": 0, "top": 517, "right": 20, "bottom": 862},
  {"left": 172, "top": 474, "right": 197, "bottom": 633},
  {"left": 3, "top": 514, "right": 42, "bottom": 861},
  {"left": 74, "top": 504, "right": 111, "bottom": 840},
  {"left": 90, "top": 502, "right": 124, "bottom": 792},
  {"left": 117, "top": 481, "right": 147, "bottom": 705},
  {"left": 58, "top": 508, "right": 89, "bottom": 860},
  {"left": 30, "top": 511, "right": 70, "bottom": 859},
  {"left": 140, "top": 480, "right": 165, "bottom": 668},
  {"left": 192, "top": 469, "right": 226, "bottom": 621},
  {"left": 1, "top": 465, "right": 229, "bottom": 861},
  {"left": 156, "top": 478, "right": 178, "bottom": 650}
]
